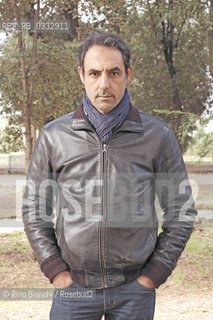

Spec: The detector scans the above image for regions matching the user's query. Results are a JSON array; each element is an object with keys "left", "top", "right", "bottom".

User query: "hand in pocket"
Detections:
[{"left": 52, "top": 271, "right": 73, "bottom": 289}]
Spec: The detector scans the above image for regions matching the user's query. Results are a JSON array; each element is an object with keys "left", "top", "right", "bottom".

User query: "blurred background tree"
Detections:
[
  {"left": 0, "top": 0, "right": 212, "bottom": 162},
  {"left": 189, "top": 116, "right": 213, "bottom": 161},
  {"left": 0, "top": 114, "right": 24, "bottom": 153},
  {"left": 209, "top": 0, "right": 213, "bottom": 76}
]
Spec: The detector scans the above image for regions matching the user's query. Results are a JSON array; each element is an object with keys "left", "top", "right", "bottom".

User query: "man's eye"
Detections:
[
  {"left": 90, "top": 72, "right": 98, "bottom": 77},
  {"left": 112, "top": 72, "right": 118, "bottom": 76}
]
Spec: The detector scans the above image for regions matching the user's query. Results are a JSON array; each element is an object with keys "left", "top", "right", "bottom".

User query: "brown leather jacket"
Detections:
[{"left": 23, "top": 103, "right": 197, "bottom": 289}]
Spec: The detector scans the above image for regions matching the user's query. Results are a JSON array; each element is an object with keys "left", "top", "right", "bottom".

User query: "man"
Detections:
[{"left": 23, "top": 32, "right": 197, "bottom": 320}]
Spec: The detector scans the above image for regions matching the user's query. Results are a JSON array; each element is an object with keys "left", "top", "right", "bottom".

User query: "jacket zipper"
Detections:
[
  {"left": 100, "top": 143, "right": 108, "bottom": 287},
  {"left": 71, "top": 120, "right": 144, "bottom": 287},
  {"left": 99, "top": 129, "right": 129, "bottom": 287}
]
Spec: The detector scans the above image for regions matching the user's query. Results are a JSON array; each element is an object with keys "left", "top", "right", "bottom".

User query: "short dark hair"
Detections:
[{"left": 77, "top": 32, "right": 131, "bottom": 75}]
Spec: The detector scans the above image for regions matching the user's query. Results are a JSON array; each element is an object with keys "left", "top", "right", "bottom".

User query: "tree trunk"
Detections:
[
  {"left": 209, "top": 30, "right": 213, "bottom": 76},
  {"left": 164, "top": 52, "right": 182, "bottom": 110},
  {"left": 23, "top": 103, "right": 32, "bottom": 170},
  {"left": 209, "top": 0, "right": 213, "bottom": 77},
  {"left": 163, "top": 24, "right": 182, "bottom": 111},
  {"left": 11, "top": 0, "right": 39, "bottom": 172},
  {"left": 62, "top": 1, "right": 79, "bottom": 41},
  {"left": 31, "top": 124, "right": 37, "bottom": 149},
  {"left": 208, "top": 0, "right": 213, "bottom": 76}
]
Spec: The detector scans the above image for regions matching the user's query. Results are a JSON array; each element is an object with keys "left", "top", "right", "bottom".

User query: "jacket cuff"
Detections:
[
  {"left": 40, "top": 254, "right": 69, "bottom": 283},
  {"left": 140, "top": 259, "right": 171, "bottom": 288}
]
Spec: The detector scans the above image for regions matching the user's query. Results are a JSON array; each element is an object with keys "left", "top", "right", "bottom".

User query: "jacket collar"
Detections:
[{"left": 70, "top": 102, "right": 143, "bottom": 132}]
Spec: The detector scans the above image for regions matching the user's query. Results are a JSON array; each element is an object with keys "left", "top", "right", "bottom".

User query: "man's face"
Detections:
[{"left": 78, "top": 45, "right": 133, "bottom": 114}]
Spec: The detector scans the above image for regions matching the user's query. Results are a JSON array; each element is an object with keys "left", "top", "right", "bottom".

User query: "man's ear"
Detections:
[
  {"left": 126, "top": 66, "right": 133, "bottom": 84},
  {"left": 78, "top": 67, "right": 84, "bottom": 84}
]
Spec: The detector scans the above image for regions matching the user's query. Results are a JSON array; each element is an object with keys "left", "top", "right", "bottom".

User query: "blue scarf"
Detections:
[{"left": 83, "top": 89, "right": 130, "bottom": 144}]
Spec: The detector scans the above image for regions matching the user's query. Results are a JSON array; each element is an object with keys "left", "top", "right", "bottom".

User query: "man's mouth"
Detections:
[{"left": 98, "top": 96, "right": 113, "bottom": 98}]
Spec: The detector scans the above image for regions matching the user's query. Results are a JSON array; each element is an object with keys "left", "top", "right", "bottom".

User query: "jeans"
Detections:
[{"left": 50, "top": 279, "right": 156, "bottom": 320}]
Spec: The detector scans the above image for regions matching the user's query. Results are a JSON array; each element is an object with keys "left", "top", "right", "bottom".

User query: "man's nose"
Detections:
[{"left": 99, "top": 73, "right": 109, "bottom": 90}]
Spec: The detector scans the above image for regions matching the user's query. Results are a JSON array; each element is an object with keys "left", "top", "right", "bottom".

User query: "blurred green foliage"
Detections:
[{"left": 0, "top": 0, "right": 212, "bottom": 154}]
